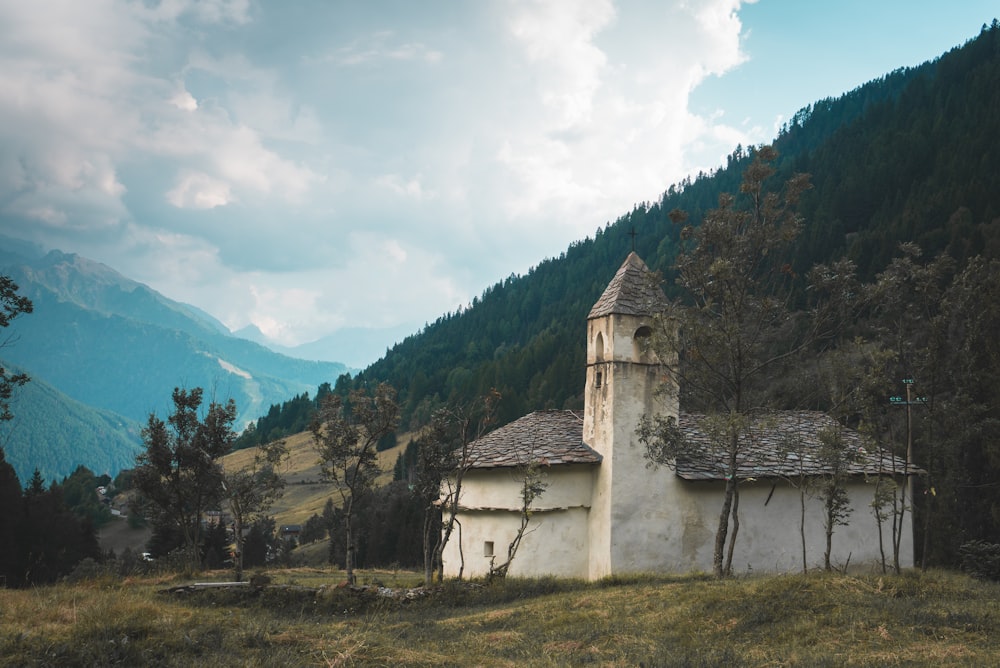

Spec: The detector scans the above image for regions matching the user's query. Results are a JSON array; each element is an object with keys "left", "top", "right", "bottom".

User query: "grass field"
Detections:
[
  {"left": 2, "top": 568, "right": 997, "bottom": 666},
  {"left": 220, "top": 431, "right": 412, "bottom": 527}
]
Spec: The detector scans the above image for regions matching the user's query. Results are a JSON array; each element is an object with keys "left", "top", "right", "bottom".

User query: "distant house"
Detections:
[
  {"left": 280, "top": 525, "right": 302, "bottom": 542},
  {"left": 441, "top": 253, "right": 918, "bottom": 579}
]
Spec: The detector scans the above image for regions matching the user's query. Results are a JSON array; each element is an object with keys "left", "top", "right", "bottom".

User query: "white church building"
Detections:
[{"left": 441, "top": 252, "right": 917, "bottom": 579}]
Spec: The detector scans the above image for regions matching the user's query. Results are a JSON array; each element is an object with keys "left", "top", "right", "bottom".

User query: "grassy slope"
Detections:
[
  {"left": 1, "top": 569, "right": 996, "bottom": 666},
  {"left": 96, "top": 431, "right": 409, "bottom": 558},
  {"left": 220, "top": 431, "right": 412, "bottom": 527}
]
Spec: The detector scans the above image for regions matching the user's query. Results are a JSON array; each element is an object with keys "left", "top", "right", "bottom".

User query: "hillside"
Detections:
[
  {"left": 0, "top": 362, "right": 141, "bottom": 483},
  {"left": 348, "top": 24, "right": 1000, "bottom": 431},
  {"left": 220, "top": 430, "right": 411, "bottom": 527},
  {"left": 0, "top": 245, "right": 350, "bottom": 481}
]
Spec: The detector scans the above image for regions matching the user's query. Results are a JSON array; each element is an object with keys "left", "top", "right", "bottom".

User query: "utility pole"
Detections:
[{"left": 889, "top": 378, "right": 926, "bottom": 570}]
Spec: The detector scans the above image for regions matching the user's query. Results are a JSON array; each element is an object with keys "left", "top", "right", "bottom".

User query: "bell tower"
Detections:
[{"left": 584, "top": 252, "right": 676, "bottom": 578}]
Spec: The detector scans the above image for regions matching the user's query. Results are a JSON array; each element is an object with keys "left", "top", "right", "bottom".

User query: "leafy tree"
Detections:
[
  {"left": 132, "top": 388, "right": 237, "bottom": 569},
  {"left": 222, "top": 438, "right": 288, "bottom": 581},
  {"left": 863, "top": 245, "right": 954, "bottom": 571},
  {"left": 815, "top": 425, "right": 861, "bottom": 571},
  {"left": 201, "top": 521, "right": 230, "bottom": 570},
  {"left": 640, "top": 147, "right": 837, "bottom": 577},
  {"left": 311, "top": 382, "right": 399, "bottom": 584},
  {"left": 61, "top": 465, "right": 112, "bottom": 527},
  {"left": 19, "top": 475, "right": 100, "bottom": 586},
  {"left": 299, "top": 512, "right": 327, "bottom": 545},
  {"left": 242, "top": 517, "right": 277, "bottom": 569},
  {"left": 0, "top": 275, "right": 32, "bottom": 423},
  {"left": 0, "top": 448, "right": 22, "bottom": 586},
  {"left": 921, "top": 256, "right": 1000, "bottom": 565}
]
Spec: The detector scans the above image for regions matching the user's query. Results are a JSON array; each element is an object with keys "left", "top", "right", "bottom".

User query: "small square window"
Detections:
[
  {"left": 595, "top": 371, "right": 603, "bottom": 388},
  {"left": 484, "top": 541, "right": 494, "bottom": 557}
]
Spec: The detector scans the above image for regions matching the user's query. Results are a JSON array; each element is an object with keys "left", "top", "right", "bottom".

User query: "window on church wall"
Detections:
[
  {"left": 483, "top": 541, "right": 494, "bottom": 557},
  {"left": 632, "top": 326, "right": 653, "bottom": 362},
  {"left": 594, "top": 331, "right": 605, "bottom": 362}
]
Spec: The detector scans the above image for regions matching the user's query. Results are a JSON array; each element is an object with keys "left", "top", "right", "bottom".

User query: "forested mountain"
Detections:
[
  {"left": 341, "top": 22, "right": 1000, "bottom": 433},
  {"left": 0, "top": 245, "right": 350, "bottom": 481},
  {"left": 296, "top": 23, "right": 1000, "bottom": 571},
  {"left": 0, "top": 362, "right": 140, "bottom": 483}
]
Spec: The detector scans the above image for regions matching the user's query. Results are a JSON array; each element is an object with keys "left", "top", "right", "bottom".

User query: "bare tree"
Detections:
[
  {"left": 311, "top": 383, "right": 399, "bottom": 585},
  {"left": 222, "top": 438, "right": 289, "bottom": 581},
  {"left": 487, "top": 459, "right": 547, "bottom": 582},
  {"left": 424, "top": 390, "right": 500, "bottom": 582}
]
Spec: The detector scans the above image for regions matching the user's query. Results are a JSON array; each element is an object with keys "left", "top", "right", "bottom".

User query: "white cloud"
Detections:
[
  {"left": 482, "top": 0, "right": 755, "bottom": 248},
  {"left": 25, "top": 206, "right": 68, "bottom": 226},
  {"left": 376, "top": 174, "right": 434, "bottom": 200},
  {"left": 171, "top": 89, "right": 198, "bottom": 111},
  {"left": 321, "top": 30, "right": 444, "bottom": 66},
  {"left": 167, "top": 171, "right": 232, "bottom": 209},
  {"left": 0, "top": 0, "right": 768, "bottom": 352},
  {"left": 507, "top": 0, "right": 615, "bottom": 130}
]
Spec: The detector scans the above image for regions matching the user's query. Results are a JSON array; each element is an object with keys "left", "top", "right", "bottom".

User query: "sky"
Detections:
[{"left": 0, "top": 0, "right": 995, "bottom": 360}]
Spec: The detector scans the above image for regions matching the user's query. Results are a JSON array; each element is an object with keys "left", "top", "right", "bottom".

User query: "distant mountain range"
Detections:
[
  {"left": 0, "top": 241, "right": 351, "bottom": 482},
  {"left": 234, "top": 322, "right": 415, "bottom": 370}
]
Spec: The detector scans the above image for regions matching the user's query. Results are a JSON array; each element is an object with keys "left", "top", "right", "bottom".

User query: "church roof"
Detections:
[
  {"left": 673, "top": 411, "right": 920, "bottom": 481},
  {"left": 466, "top": 410, "right": 602, "bottom": 469},
  {"left": 467, "top": 409, "right": 917, "bottom": 479},
  {"left": 588, "top": 251, "right": 668, "bottom": 319}
]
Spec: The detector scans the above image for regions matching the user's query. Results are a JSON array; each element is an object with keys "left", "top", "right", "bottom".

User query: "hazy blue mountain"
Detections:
[
  {"left": 236, "top": 322, "right": 415, "bottom": 369},
  {"left": 0, "top": 246, "right": 350, "bottom": 479}
]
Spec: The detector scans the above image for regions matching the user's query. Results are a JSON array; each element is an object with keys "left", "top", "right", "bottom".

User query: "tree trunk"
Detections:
[
  {"left": 799, "top": 485, "right": 807, "bottom": 573},
  {"left": 422, "top": 505, "right": 441, "bottom": 585},
  {"left": 724, "top": 485, "right": 740, "bottom": 576},
  {"left": 344, "top": 498, "right": 355, "bottom": 585},
  {"left": 233, "top": 511, "right": 244, "bottom": 582},
  {"left": 824, "top": 492, "right": 834, "bottom": 571},
  {"left": 714, "top": 478, "right": 736, "bottom": 577},
  {"left": 714, "top": 433, "right": 740, "bottom": 578}
]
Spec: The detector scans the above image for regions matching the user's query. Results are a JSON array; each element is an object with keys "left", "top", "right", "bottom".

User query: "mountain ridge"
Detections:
[{"left": 0, "top": 244, "right": 351, "bottom": 480}]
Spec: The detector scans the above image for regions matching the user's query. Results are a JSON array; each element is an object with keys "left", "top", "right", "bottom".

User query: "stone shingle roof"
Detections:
[
  {"left": 467, "top": 410, "right": 602, "bottom": 469},
  {"left": 674, "top": 411, "right": 919, "bottom": 481},
  {"left": 587, "top": 251, "right": 668, "bottom": 319},
  {"left": 468, "top": 409, "right": 918, "bottom": 480}
]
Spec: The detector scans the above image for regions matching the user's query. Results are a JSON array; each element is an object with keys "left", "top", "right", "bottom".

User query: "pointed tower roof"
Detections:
[{"left": 587, "top": 252, "right": 668, "bottom": 319}]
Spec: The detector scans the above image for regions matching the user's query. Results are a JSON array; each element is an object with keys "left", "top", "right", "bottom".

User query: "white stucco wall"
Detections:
[
  {"left": 632, "top": 473, "right": 914, "bottom": 574},
  {"left": 453, "top": 465, "right": 594, "bottom": 511},
  {"left": 441, "top": 506, "right": 591, "bottom": 579},
  {"left": 441, "top": 465, "right": 595, "bottom": 579},
  {"left": 443, "top": 467, "right": 914, "bottom": 579}
]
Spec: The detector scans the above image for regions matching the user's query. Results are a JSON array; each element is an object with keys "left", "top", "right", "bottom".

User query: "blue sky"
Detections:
[{"left": 0, "top": 0, "right": 994, "bottom": 361}]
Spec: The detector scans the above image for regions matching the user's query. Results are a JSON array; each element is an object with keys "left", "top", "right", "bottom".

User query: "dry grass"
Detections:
[
  {"left": 219, "top": 431, "right": 413, "bottom": 527},
  {"left": 3, "top": 568, "right": 998, "bottom": 667}
]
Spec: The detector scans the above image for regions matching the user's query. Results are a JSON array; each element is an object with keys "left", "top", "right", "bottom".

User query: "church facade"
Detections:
[{"left": 441, "top": 253, "right": 916, "bottom": 579}]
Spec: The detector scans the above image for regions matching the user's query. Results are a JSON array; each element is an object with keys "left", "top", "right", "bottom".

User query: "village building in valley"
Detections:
[{"left": 441, "top": 252, "right": 917, "bottom": 579}]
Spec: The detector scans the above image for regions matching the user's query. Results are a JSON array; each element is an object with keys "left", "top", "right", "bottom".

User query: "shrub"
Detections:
[{"left": 959, "top": 540, "right": 1000, "bottom": 581}]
